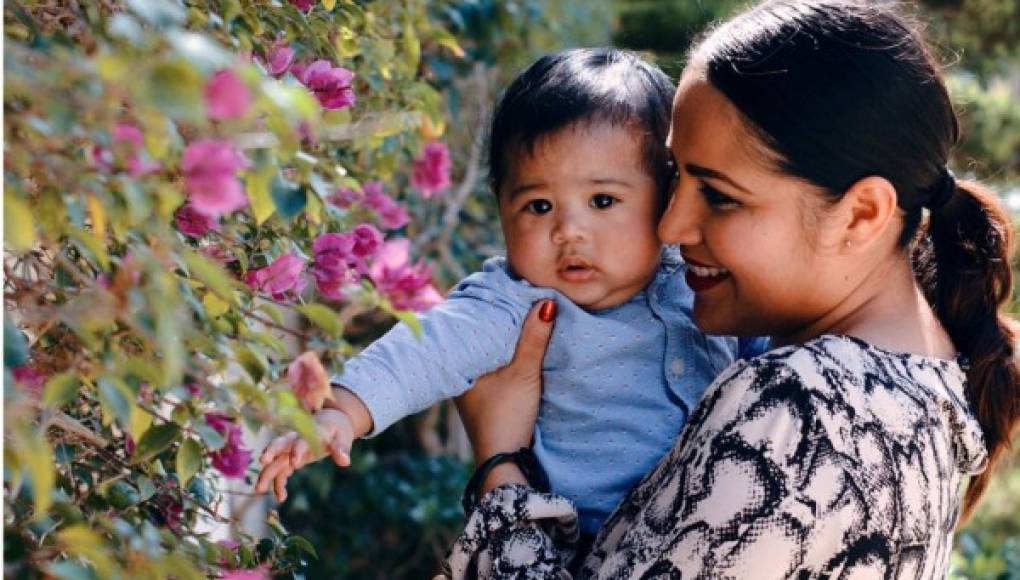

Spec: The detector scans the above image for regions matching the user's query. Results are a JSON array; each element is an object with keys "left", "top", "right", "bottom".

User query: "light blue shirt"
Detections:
[{"left": 337, "top": 247, "right": 768, "bottom": 533}]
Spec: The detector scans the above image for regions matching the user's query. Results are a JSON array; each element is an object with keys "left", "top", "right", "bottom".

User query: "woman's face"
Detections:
[{"left": 659, "top": 79, "right": 849, "bottom": 341}]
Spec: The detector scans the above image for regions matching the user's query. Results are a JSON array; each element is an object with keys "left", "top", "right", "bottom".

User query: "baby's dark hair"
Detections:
[{"left": 488, "top": 48, "right": 675, "bottom": 208}]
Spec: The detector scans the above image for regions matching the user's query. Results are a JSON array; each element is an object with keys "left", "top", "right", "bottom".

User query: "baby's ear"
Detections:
[{"left": 834, "top": 175, "right": 898, "bottom": 252}]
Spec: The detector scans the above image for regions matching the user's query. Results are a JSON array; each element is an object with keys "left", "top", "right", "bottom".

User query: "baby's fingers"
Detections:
[
  {"left": 260, "top": 432, "right": 298, "bottom": 465},
  {"left": 327, "top": 440, "right": 351, "bottom": 467},
  {"left": 255, "top": 456, "right": 291, "bottom": 494},
  {"left": 289, "top": 438, "right": 311, "bottom": 469},
  {"left": 273, "top": 465, "right": 293, "bottom": 502}
]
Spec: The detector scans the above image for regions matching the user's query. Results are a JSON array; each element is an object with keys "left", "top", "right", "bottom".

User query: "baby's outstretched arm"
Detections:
[{"left": 255, "top": 386, "right": 373, "bottom": 501}]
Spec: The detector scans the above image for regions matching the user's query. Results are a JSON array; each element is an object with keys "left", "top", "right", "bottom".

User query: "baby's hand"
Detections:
[
  {"left": 286, "top": 351, "right": 333, "bottom": 412},
  {"left": 255, "top": 408, "right": 355, "bottom": 502}
]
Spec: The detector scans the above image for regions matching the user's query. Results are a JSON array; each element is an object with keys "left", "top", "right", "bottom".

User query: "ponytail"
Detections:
[{"left": 914, "top": 179, "right": 1020, "bottom": 521}]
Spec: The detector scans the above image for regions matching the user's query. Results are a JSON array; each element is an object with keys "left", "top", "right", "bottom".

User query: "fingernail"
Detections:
[{"left": 538, "top": 300, "right": 557, "bottom": 322}]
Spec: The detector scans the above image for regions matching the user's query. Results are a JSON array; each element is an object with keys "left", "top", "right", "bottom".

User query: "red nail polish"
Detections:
[{"left": 538, "top": 301, "right": 557, "bottom": 322}]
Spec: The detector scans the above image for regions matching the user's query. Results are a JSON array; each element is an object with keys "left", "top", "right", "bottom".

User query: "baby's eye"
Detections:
[
  {"left": 525, "top": 199, "right": 553, "bottom": 214},
  {"left": 590, "top": 194, "right": 618, "bottom": 210}
]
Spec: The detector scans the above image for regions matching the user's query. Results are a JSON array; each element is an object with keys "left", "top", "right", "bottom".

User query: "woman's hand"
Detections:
[{"left": 455, "top": 300, "right": 556, "bottom": 492}]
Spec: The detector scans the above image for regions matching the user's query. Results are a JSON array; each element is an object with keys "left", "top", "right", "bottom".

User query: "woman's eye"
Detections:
[
  {"left": 590, "top": 194, "right": 617, "bottom": 210},
  {"left": 700, "top": 184, "right": 739, "bottom": 209},
  {"left": 525, "top": 199, "right": 552, "bottom": 214}
]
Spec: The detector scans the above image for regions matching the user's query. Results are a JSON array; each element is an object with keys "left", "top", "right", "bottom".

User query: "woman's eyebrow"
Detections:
[{"left": 685, "top": 163, "right": 752, "bottom": 194}]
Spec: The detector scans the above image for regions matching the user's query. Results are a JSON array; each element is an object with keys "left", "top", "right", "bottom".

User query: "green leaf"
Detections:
[
  {"left": 4, "top": 195, "right": 36, "bottom": 252},
  {"left": 236, "top": 346, "right": 268, "bottom": 383},
  {"left": 395, "top": 309, "right": 423, "bottom": 339},
  {"left": 42, "top": 372, "right": 79, "bottom": 408},
  {"left": 193, "top": 421, "right": 226, "bottom": 451},
  {"left": 245, "top": 164, "right": 276, "bottom": 225},
  {"left": 57, "top": 525, "right": 118, "bottom": 578},
  {"left": 183, "top": 250, "right": 237, "bottom": 304},
  {"left": 256, "top": 303, "right": 284, "bottom": 326},
  {"left": 131, "top": 423, "right": 180, "bottom": 464},
  {"left": 97, "top": 377, "right": 133, "bottom": 428},
  {"left": 147, "top": 59, "right": 202, "bottom": 119},
  {"left": 176, "top": 438, "right": 202, "bottom": 487},
  {"left": 202, "top": 293, "right": 230, "bottom": 318},
  {"left": 271, "top": 175, "right": 307, "bottom": 220},
  {"left": 136, "top": 475, "right": 157, "bottom": 502},
  {"left": 285, "top": 535, "right": 319, "bottom": 559},
  {"left": 297, "top": 303, "right": 341, "bottom": 337},
  {"left": 17, "top": 427, "right": 55, "bottom": 519},
  {"left": 4, "top": 318, "right": 29, "bottom": 367},
  {"left": 67, "top": 228, "right": 110, "bottom": 271}
]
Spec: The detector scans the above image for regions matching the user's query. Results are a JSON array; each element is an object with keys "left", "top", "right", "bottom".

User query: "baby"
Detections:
[{"left": 257, "top": 48, "right": 767, "bottom": 534}]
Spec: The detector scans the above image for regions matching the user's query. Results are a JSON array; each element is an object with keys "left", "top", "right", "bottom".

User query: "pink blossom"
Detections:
[
  {"left": 199, "top": 245, "right": 239, "bottom": 264},
  {"left": 221, "top": 566, "right": 271, "bottom": 580},
  {"left": 205, "top": 413, "right": 253, "bottom": 480},
  {"left": 369, "top": 239, "right": 442, "bottom": 312},
  {"left": 411, "top": 142, "right": 452, "bottom": 198},
  {"left": 124, "top": 433, "right": 136, "bottom": 456},
  {"left": 363, "top": 182, "right": 409, "bottom": 230},
  {"left": 181, "top": 139, "right": 250, "bottom": 218},
  {"left": 350, "top": 224, "right": 383, "bottom": 259},
  {"left": 310, "top": 233, "right": 361, "bottom": 300},
  {"left": 12, "top": 366, "right": 46, "bottom": 399},
  {"left": 175, "top": 203, "right": 220, "bottom": 238},
  {"left": 264, "top": 42, "right": 295, "bottom": 77},
  {"left": 290, "top": 0, "right": 314, "bottom": 12},
  {"left": 327, "top": 187, "right": 361, "bottom": 209},
  {"left": 205, "top": 70, "right": 252, "bottom": 121},
  {"left": 244, "top": 252, "right": 307, "bottom": 301},
  {"left": 295, "top": 60, "right": 356, "bottom": 110},
  {"left": 93, "top": 123, "right": 161, "bottom": 177}
]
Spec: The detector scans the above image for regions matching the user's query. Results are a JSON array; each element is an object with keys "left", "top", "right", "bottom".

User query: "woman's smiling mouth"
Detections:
[{"left": 683, "top": 255, "right": 731, "bottom": 292}]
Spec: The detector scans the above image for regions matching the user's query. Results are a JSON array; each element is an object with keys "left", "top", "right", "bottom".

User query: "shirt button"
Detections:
[{"left": 670, "top": 358, "right": 685, "bottom": 376}]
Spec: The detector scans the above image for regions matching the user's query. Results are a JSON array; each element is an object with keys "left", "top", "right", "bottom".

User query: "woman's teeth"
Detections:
[{"left": 689, "top": 264, "right": 729, "bottom": 278}]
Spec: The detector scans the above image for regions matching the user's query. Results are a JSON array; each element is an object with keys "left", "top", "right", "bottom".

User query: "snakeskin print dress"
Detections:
[{"left": 440, "top": 334, "right": 988, "bottom": 579}]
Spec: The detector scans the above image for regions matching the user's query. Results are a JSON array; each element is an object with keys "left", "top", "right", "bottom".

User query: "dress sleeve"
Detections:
[
  {"left": 336, "top": 275, "right": 529, "bottom": 436},
  {"left": 582, "top": 356, "right": 851, "bottom": 578},
  {"left": 437, "top": 484, "right": 579, "bottom": 580}
]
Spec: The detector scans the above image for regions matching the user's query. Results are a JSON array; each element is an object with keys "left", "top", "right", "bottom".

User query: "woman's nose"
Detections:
[{"left": 657, "top": 186, "right": 703, "bottom": 246}]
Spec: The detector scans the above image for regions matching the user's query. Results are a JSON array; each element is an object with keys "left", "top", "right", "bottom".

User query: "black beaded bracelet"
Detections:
[{"left": 461, "top": 447, "right": 550, "bottom": 513}]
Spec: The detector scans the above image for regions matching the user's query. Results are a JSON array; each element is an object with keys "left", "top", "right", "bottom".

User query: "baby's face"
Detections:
[{"left": 498, "top": 123, "right": 662, "bottom": 310}]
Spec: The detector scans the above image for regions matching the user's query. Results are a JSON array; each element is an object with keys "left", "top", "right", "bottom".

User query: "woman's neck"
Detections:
[{"left": 778, "top": 254, "right": 956, "bottom": 359}]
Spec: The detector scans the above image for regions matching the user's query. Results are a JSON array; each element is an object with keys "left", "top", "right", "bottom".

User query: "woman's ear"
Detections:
[{"left": 836, "top": 176, "right": 899, "bottom": 252}]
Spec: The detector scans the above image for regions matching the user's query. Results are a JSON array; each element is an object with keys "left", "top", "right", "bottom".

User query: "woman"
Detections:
[{"left": 443, "top": 1, "right": 1019, "bottom": 577}]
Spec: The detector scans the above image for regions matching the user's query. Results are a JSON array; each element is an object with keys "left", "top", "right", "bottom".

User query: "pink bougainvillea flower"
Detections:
[
  {"left": 265, "top": 42, "right": 295, "bottom": 77},
  {"left": 199, "top": 244, "right": 239, "bottom": 264},
  {"left": 287, "top": 351, "right": 333, "bottom": 412},
  {"left": 181, "top": 139, "right": 250, "bottom": 218},
  {"left": 244, "top": 252, "right": 307, "bottom": 301},
  {"left": 289, "top": 0, "right": 314, "bottom": 12},
  {"left": 205, "top": 69, "right": 252, "bottom": 121},
  {"left": 327, "top": 187, "right": 361, "bottom": 209},
  {"left": 221, "top": 566, "right": 271, "bottom": 580},
  {"left": 369, "top": 239, "right": 442, "bottom": 312},
  {"left": 296, "top": 60, "right": 356, "bottom": 110},
  {"left": 362, "top": 182, "right": 409, "bottom": 230},
  {"left": 310, "top": 233, "right": 360, "bottom": 300},
  {"left": 205, "top": 413, "right": 253, "bottom": 480},
  {"left": 350, "top": 224, "right": 383, "bottom": 260},
  {"left": 93, "top": 123, "right": 161, "bottom": 177},
  {"left": 175, "top": 203, "right": 220, "bottom": 238},
  {"left": 411, "top": 142, "right": 452, "bottom": 198},
  {"left": 12, "top": 365, "right": 46, "bottom": 399}
]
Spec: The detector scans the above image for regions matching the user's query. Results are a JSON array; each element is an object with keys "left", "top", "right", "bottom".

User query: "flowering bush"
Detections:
[{"left": 3, "top": 0, "right": 462, "bottom": 576}]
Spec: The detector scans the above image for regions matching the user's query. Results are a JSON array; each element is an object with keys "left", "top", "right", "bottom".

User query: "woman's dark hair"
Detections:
[
  {"left": 488, "top": 48, "right": 676, "bottom": 208},
  {"left": 690, "top": 0, "right": 1018, "bottom": 520}
]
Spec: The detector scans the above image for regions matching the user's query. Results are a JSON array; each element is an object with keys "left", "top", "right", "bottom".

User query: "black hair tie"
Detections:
[
  {"left": 461, "top": 447, "right": 550, "bottom": 513},
  {"left": 925, "top": 168, "right": 956, "bottom": 210}
]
